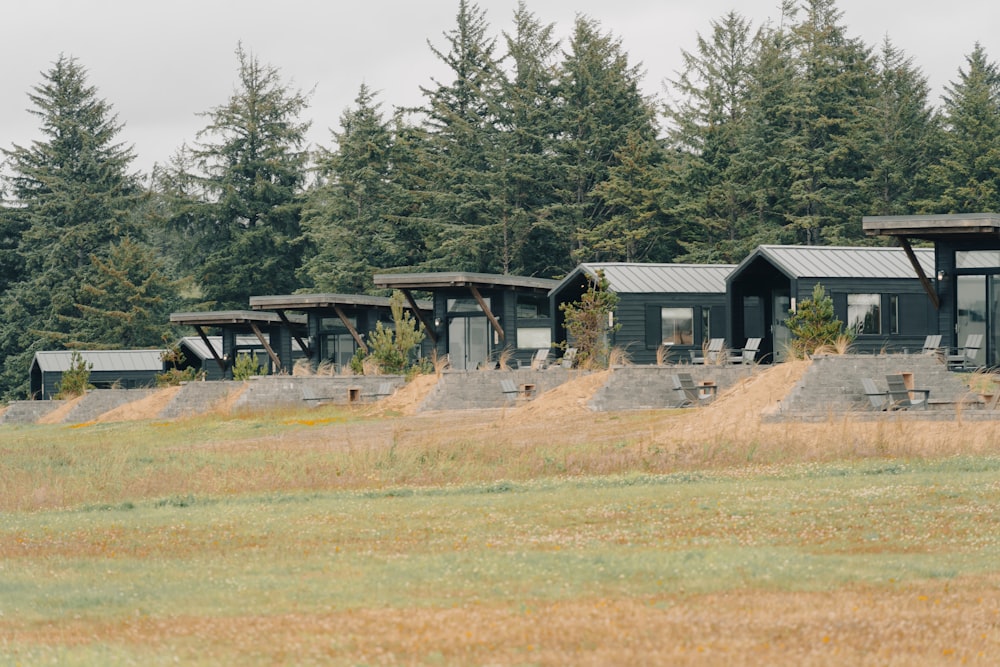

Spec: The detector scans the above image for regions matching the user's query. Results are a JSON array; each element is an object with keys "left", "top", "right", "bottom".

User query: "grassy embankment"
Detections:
[{"left": 2, "top": 374, "right": 1000, "bottom": 665}]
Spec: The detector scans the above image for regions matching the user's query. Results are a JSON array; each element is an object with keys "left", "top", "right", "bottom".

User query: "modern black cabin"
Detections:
[
  {"left": 169, "top": 311, "right": 307, "bottom": 379},
  {"left": 727, "top": 245, "right": 936, "bottom": 362},
  {"left": 550, "top": 263, "right": 735, "bottom": 366},
  {"left": 373, "top": 272, "right": 559, "bottom": 370},
  {"left": 247, "top": 293, "right": 432, "bottom": 372},
  {"left": 29, "top": 349, "right": 166, "bottom": 400},
  {"left": 864, "top": 213, "right": 1000, "bottom": 368}
]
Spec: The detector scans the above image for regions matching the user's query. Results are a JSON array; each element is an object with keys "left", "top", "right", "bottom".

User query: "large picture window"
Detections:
[
  {"left": 847, "top": 294, "right": 881, "bottom": 335},
  {"left": 661, "top": 308, "right": 694, "bottom": 345}
]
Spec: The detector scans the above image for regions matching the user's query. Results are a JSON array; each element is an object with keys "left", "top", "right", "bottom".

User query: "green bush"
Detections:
[
  {"left": 55, "top": 351, "right": 93, "bottom": 399},
  {"left": 785, "top": 283, "right": 853, "bottom": 357},
  {"left": 232, "top": 352, "right": 263, "bottom": 381}
]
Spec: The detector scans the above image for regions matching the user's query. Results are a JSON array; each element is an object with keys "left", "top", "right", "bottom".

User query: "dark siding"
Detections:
[{"left": 615, "top": 293, "right": 727, "bottom": 365}]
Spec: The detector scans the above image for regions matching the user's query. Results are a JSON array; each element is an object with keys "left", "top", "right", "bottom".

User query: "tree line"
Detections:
[{"left": 1, "top": 0, "right": 998, "bottom": 399}]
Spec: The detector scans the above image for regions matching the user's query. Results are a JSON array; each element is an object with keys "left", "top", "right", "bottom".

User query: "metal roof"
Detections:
[
  {"left": 556, "top": 263, "right": 735, "bottom": 295},
  {"left": 373, "top": 271, "right": 559, "bottom": 292},
  {"left": 31, "top": 349, "right": 166, "bottom": 373},
  {"left": 249, "top": 293, "right": 431, "bottom": 311},
  {"left": 738, "top": 245, "right": 935, "bottom": 280}
]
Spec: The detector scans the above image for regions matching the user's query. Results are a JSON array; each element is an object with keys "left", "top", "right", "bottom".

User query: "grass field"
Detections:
[{"left": 3, "top": 368, "right": 1000, "bottom": 665}]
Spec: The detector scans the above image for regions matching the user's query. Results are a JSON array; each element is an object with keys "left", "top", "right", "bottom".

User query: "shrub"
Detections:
[
  {"left": 232, "top": 352, "right": 264, "bottom": 380},
  {"left": 55, "top": 351, "right": 93, "bottom": 399},
  {"left": 355, "top": 291, "right": 426, "bottom": 375},
  {"left": 559, "top": 270, "right": 620, "bottom": 369},
  {"left": 785, "top": 283, "right": 853, "bottom": 358}
]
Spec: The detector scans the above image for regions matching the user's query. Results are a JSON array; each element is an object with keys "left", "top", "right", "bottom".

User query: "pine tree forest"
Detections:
[{"left": 1, "top": 0, "right": 999, "bottom": 398}]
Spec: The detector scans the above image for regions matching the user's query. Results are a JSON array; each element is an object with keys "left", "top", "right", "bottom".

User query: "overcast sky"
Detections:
[{"left": 2, "top": 0, "right": 998, "bottom": 177}]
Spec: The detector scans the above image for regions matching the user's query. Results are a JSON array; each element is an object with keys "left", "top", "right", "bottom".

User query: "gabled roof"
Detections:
[
  {"left": 556, "top": 262, "right": 735, "bottom": 295},
  {"left": 31, "top": 350, "right": 166, "bottom": 373},
  {"left": 733, "top": 245, "right": 935, "bottom": 280}
]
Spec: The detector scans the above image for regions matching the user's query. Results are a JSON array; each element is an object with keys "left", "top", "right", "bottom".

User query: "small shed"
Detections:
[
  {"left": 373, "top": 272, "right": 560, "bottom": 370},
  {"left": 30, "top": 349, "right": 166, "bottom": 400},
  {"left": 169, "top": 310, "right": 307, "bottom": 379},
  {"left": 727, "top": 245, "right": 936, "bottom": 362},
  {"left": 864, "top": 212, "right": 1000, "bottom": 367},
  {"left": 248, "top": 293, "right": 432, "bottom": 372},
  {"left": 550, "top": 263, "right": 735, "bottom": 365}
]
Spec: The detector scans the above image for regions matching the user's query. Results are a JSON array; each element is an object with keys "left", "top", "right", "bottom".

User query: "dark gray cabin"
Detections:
[
  {"left": 550, "top": 263, "right": 735, "bottom": 366},
  {"left": 30, "top": 349, "right": 166, "bottom": 400},
  {"left": 727, "top": 245, "right": 936, "bottom": 362},
  {"left": 373, "top": 272, "right": 560, "bottom": 370},
  {"left": 864, "top": 213, "right": 1000, "bottom": 368},
  {"left": 247, "top": 293, "right": 433, "bottom": 373}
]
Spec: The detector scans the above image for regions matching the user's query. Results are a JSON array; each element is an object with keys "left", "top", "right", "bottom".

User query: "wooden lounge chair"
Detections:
[
  {"left": 560, "top": 347, "right": 577, "bottom": 368},
  {"left": 500, "top": 379, "right": 534, "bottom": 400},
  {"left": 885, "top": 373, "right": 929, "bottom": 410},
  {"left": 530, "top": 348, "right": 550, "bottom": 370},
  {"left": 945, "top": 334, "right": 983, "bottom": 371},
  {"left": 690, "top": 338, "right": 725, "bottom": 365},
  {"left": 672, "top": 372, "right": 716, "bottom": 407},
  {"left": 862, "top": 377, "right": 889, "bottom": 411},
  {"left": 728, "top": 337, "right": 761, "bottom": 365}
]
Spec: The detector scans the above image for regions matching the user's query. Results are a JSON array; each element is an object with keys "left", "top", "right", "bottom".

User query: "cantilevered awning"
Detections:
[
  {"left": 170, "top": 310, "right": 305, "bottom": 372},
  {"left": 372, "top": 272, "right": 559, "bottom": 343},
  {"left": 863, "top": 213, "right": 1000, "bottom": 310},
  {"left": 248, "top": 293, "right": 431, "bottom": 352}
]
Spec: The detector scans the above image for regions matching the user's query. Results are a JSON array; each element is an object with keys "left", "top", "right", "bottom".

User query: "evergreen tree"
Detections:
[
  {"left": 919, "top": 43, "right": 1000, "bottom": 213},
  {"left": 299, "top": 85, "right": 424, "bottom": 293},
  {"left": 419, "top": 0, "right": 505, "bottom": 272},
  {"left": 0, "top": 55, "right": 152, "bottom": 398},
  {"left": 663, "top": 10, "right": 763, "bottom": 262},
  {"left": 552, "top": 16, "right": 659, "bottom": 266},
  {"left": 162, "top": 44, "right": 311, "bottom": 308},
  {"left": 862, "top": 38, "right": 942, "bottom": 216}
]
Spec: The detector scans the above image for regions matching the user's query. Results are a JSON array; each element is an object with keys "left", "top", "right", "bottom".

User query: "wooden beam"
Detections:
[
  {"left": 275, "top": 309, "right": 312, "bottom": 358},
  {"left": 195, "top": 325, "right": 227, "bottom": 372},
  {"left": 898, "top": 236, "right": 940, "bottom": 310},
  {"left": 333, "top": 304, "right": 369, "bottom": 354},
  {"left": 248, "top": 322, "right": 283, "bottom": 373},
  {"left": 469, "top": 285, "right": 505, "bottom": 341},
  {"left": 400, "top": 288, "right": 437, "bottom": 344}
]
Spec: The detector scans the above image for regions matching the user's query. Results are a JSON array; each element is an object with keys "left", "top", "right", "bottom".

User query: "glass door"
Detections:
[
  {"left": 447, "top": 316, "right": 491, "bottom": 370},
  {"left": 772, "top": 292, "right": 791, "bottom": 363},
  {"left": 956, "top": 275, "right": 987, "bottom": 367}
]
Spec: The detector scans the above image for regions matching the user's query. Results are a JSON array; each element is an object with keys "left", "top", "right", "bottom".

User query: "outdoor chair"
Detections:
[
  {"left": 885, "top": 373, "right": 929, "bottom": 410},
  {"left": 500, "top": 378, "right": 533, "bottom": 401},
  {"left": 690, "top": 338, "right": 725, "bottom": 365},
  {"left": 728, "top": 337, "right": 761, "bottom": 365},
  {"left": 529, "top": 348, "right": 550, "bottom": 370},
  {"left": 672, "top": 372, "right": 716, "bottom": 407},
  {"left": 920, "top": 334, "right": 942, "bottom": 355},
  {"left": 861, "top": 377, "right": 889, "bottom": 411},
  {"left": 945, "top": 334, "right": 983, "bottom": 371},
  {"left": 560, "top": 347, "right": 577, "bottom": 369}
]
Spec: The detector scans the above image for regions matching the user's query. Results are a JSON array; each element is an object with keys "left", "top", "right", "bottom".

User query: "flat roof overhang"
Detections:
[
  {"left": 373, "top": 271, "right": 559, "bottom": 292},
  {"left": 863, "top": 213, "right": 1000, "bottom": 239},
  {"left": 170, "top": 310, "right": 306, "bottom": 327},
  {"left": 248, "top": 293, "right": 431, "bottom": 312}
]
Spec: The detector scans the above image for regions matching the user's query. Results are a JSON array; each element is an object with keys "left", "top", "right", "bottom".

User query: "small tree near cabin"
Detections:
[
  {"left": 353, "top": 291, "right": 426, "bottom": 375},
  {"left": 785, "top": 283, "right": 852, "bottom": 357},
  {"left": 559, "top": 270, "right": 620, "bottom": 369}
]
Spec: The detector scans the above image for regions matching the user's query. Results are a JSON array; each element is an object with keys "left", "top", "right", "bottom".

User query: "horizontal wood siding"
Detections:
[{"left": 614, "top": 293, "right": 727, "bottom": 365}]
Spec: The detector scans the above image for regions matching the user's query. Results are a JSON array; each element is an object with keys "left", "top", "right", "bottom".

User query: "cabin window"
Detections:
[
  {"left": 661, "top": 308, "right": 694, "bottom": 345},
  {"left": 517, "top": 294, "right": 550, "bottom": 319},
  {"left": 847, "top": 294, "right": 881, "bottom": 335},
  {"left": 447, "top": 297, "right": 489, "bottom": 313},
  {"left": 517, "top": 327, "right": 551, "bottom": 349},
  {"left": 956, "top": 251, "right": 1000, "bottom": 269},
  {"left": 320, "top": 315, "right": 356, "bottom": 331}
]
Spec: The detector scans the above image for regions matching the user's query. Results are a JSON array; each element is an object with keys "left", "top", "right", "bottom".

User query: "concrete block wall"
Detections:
[
  {"left": 230, "top": 375, "right": 407, "bottom": 412},
  {"left": 776, "top": 354, "right": 971, "bottom": 417},
  {"left": 1, "top": 400, "right": 66, "bottom": 424},
  {"left": 417, "top": 368, "right": 578, "bottom": 412},
  {"left": 158, "top": 381, "right": 243, "bottom": 419},
  {"left": 589, "top": 365, "right": 755, "bottom": 411}
]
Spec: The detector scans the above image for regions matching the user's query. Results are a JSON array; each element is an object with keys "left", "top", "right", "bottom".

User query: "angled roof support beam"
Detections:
[
  {"left": 897, "top": 236, "right": 940, "bottom": 310},
  {"left": 469, "top": 285, "right": 505, "bottom": 341},
  {"left": 400, "top": 288, "right": 437, "bottom": 344},
  {"left": 275, "top": 309, "right": 312, "bottom": 358},
  {"left": 195, "top": 325, "right": 228, "bottom": 372},
  {"left": 249, "top": 322, "right": 283, "bottom": 372},
  {"left": 333, "top": 304, "right": 369, "bottom": 354}
]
